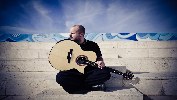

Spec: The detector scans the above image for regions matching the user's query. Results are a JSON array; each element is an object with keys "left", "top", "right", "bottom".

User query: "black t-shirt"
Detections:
[
  {"left": 79, "top": 39, "right": 102, "bottom": 60},
  {"left": 66, "top": 38, "right": 102, "bottom": 60}
]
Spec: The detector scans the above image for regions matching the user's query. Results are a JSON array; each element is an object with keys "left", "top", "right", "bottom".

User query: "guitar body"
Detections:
[{"left": 48, "top": 40, "right": 97, "bottom": 73}]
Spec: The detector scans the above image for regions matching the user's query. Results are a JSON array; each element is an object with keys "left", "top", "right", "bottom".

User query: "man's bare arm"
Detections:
[{"left": 96, "top": 56, "right": 105, "bottom": 69}]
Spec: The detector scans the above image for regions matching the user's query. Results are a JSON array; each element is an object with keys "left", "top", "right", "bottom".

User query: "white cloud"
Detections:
[
  {"left": 61, "top": 0, "right": 177, "bottom": 33},
  {"left": 62, "top": 1, "right": 106, "bottom": 31},
  {"left": 31, "top": 1, "right": 57, "bottom": 32},
  {"left": 15, "top": 0, "right": 61, "bottom": 33},
  {"left": 0, "top": 0, "right": 176, "bottom": 34},
  {"left": 61, "top": 0, "right": 156, "bottom": 32}
]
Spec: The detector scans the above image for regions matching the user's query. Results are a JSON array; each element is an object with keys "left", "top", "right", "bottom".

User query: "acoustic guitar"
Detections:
[{"left": 48, "top": 39, "right": 134, "bottom": 80}]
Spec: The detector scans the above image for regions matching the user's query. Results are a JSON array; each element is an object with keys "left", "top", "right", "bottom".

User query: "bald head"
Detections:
[{"left": 71, "top": 25, "right": 85, "bottom": 34}]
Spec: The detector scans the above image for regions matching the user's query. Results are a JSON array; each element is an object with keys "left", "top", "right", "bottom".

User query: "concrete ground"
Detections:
[{"left": 0, "top": 41, "right": 177, "bottom": 100}]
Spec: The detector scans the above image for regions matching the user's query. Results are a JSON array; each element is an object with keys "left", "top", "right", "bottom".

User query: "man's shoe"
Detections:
[{"left": 91, "top": 84, "right": 106, "bottom": 91}]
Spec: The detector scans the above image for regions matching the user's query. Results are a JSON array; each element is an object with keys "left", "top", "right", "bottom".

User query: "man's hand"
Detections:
[{"left": 96, "top": 60, "right": 105, "bottom": 69}]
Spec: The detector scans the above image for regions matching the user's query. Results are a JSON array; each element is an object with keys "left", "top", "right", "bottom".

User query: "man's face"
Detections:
[{"left": 69, "top": 27, "right": 81, "bottom": 42}]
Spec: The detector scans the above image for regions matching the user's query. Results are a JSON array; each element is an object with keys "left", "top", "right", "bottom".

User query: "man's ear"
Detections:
[{"left": 80, "top": 33, "right": 84, "bottom": 37}]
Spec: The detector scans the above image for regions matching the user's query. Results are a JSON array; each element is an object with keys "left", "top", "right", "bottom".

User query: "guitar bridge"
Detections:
[{"left": 67, "top": 49, "right": 73, "bottom": 63}]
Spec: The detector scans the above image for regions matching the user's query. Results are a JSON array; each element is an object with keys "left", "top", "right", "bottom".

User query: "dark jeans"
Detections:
[{"left": 56, "top": 66, "right": 111, "bottom": 94}]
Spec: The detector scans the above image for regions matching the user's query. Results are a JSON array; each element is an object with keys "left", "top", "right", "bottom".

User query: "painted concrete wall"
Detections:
[{"left": 1, "top": 33, "right": 177, "bottom": 42}]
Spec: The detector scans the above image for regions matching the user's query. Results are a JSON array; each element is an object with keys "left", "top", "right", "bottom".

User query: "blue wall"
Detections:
[{"left": 0, "top": 33, "right": 177, "bottom": 42}]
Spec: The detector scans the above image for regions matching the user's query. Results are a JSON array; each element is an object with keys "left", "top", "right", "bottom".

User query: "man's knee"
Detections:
[
  {"left": 56, "top": 72, "right": 65, "bottom": 84},
  {"left": 93, "top": 68, "right": 111, "bottom": 77},
  {"left": 100, "top": 68, "right": 111, "bottom": 78}
]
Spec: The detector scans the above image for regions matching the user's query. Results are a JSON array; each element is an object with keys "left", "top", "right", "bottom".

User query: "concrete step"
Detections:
[
  {"left": 1, "top": 58, "right": 177, "bottom": 73},
  {"left": 2, "top": 79, "right": 62, "bottom": 96},
  {"left": 0, "top": 58, "right": 128, "bottom": 72},
  {"left": 101, "top": 48, "right": 149, "bottom": 58},
  {"left": 0, "top": 66, "right": 126, "bottom": 80},
  {"left": 1, "top": 47, "right": 177, "bottom": 60},
  {"left": 144, "top": 95, "right": 177, "bottom": 100},
  {"left": 101, "top": 48, "right": 177, "bottom": 58},
  {"left": 98, "top": 41, "right": 177, "bottom": 49},
  {"left": 0, "top": 59, "right": 56, "bottom": 72},
  {"left": 104, "top": 58, "right": 177, "bottom": 73},
  {"left": 0, "top": 88, "right": 143, "bottom": 100},
  {"left": 0, "top": 42, "right": 55, "bottom": 50},
  {"left": 1, "top": 41, "right": 177, "bottom": 50},
  {"left": 34, "top": 88, "right": 143, "bottom": 100},
  {"left": 0, "top": 66, "right": 126, "bottom": 96},
  {"left": 1, "top": 71, "right": 177, "bottom": 96},
  {"left": 1, "top": 71, "right": 177, "bottom": 99},
  {"left": 123, "top": 72, "right": 177, "bottom": 96}
]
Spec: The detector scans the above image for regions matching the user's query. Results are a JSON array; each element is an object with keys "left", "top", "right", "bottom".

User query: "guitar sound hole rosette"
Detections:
[{"left": 76, "top": 55, "right": 88, "bottom": 66}]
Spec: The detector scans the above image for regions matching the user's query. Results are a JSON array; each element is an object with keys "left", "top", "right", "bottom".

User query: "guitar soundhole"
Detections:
[{"left": 76, "top": 55, "right": 88, "bottom": 66}]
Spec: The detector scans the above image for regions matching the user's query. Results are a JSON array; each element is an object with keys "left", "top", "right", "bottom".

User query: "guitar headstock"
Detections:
[
  {"left": 105, "top": 67, "right": 134, "bottom": 80},
  {"left": 122, "top": 71, "right": 134, "bottom": 80}
]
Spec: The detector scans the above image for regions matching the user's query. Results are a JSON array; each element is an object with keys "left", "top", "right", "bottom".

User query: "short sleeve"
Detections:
[
  {"left": 80, "top": 39, "right": 102, "bottom": 59},
  {"left": 93, "top": 42, "right": 102, "bottom": 58}
]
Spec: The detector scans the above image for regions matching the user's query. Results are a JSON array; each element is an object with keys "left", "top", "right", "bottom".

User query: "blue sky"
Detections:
[{"left": 0, "top": 0, "right": 177, "bottom": 34}]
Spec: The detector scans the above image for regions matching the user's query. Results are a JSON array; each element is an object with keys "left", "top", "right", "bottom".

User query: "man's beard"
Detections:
[
  {"left": 70, "top": 37, "right": 80, "bottom": 44},
  {"left": 74, "top": 39, "right": 80, "bottom": 44}
]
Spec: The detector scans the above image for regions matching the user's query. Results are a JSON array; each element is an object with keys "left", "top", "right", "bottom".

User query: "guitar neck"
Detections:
[{"left": 85, "top": 60, "right": 123, "bottom": 75}]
